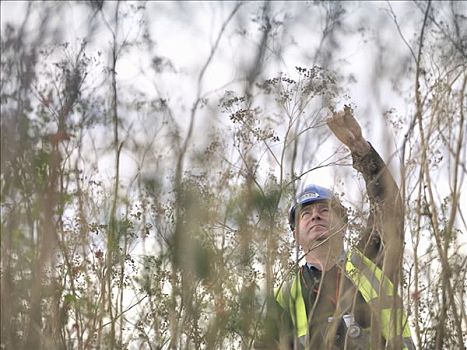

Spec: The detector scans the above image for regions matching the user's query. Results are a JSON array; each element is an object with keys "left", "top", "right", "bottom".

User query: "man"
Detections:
[{"left": 260, "top": 107, "right": 414, "bottom": 349}]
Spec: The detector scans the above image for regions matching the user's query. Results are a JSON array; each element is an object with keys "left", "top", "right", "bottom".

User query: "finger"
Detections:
[{"left": 328, "top": 111, "right": 342, "bottom": 122}]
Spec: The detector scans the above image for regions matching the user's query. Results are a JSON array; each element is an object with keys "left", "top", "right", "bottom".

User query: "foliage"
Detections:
[{"left": 1, "top": 1, "right": 466, "bottom": 349}]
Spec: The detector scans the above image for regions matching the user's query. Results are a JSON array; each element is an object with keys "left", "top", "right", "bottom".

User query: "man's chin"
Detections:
[
  {"left": 314, "top": 231, "right": 329, "bottom": 241},
  {"left": 306, "top": 236, "right": 327, "bottom": 250}
]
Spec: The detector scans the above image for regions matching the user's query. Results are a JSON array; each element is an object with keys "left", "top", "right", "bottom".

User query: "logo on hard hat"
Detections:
[{"left": 298, "top": 192, "right": 320, "bottom": 202}]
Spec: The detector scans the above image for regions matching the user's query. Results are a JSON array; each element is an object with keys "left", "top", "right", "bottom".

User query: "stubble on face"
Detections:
[{"left": 296, "top": 202, "right": 345, "bottom": 252}]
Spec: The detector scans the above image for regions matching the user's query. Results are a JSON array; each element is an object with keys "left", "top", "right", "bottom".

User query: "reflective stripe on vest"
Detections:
[
  {"left": 275, "top": 269, "right": 308, "bottom": 338},
  {"left": 345, "top": 249, "right": 415, "bottom": 350},
  {"left": 274, "top": 249, "right": 415, "bottom": 349}
]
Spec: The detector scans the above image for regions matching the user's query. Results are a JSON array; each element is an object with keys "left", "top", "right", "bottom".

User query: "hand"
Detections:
[{"left": 326, "top": 106, "right": 370, "bottom": 156}]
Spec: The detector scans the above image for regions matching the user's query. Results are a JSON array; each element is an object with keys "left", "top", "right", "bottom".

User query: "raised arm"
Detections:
[{"left": 327, "top": 107, "right": 404, "bottom": 280}]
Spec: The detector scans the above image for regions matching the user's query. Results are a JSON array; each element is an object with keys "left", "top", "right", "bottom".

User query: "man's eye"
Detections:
[{"left": 301, "top": 212, "right": 310, "bottom": 218}]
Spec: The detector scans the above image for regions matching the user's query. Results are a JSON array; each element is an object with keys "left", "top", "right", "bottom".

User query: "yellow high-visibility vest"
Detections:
[{"left": 275, "top": 249, "right": 415, "bottom": 349}]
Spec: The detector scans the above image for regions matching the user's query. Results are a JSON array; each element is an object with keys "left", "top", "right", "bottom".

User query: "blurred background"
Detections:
[{"left": 1, "top": 1, "right": 466, "bottom": 349}]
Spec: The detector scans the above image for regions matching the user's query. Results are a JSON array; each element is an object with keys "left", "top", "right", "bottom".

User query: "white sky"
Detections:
[
  {"left": 2, "top": 0, "right": 465, "bottom": 229},
  {"left": 2, "top": 0, "right": 465, "bottom": 242}
]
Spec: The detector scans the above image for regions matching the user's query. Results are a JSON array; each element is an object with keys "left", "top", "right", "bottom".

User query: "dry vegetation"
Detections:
[{"left": 1, "top": 1, "right": 466, "bottom": 349}]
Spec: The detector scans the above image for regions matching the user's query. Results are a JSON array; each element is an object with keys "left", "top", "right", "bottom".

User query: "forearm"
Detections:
[
  {"left": 327, "top": 110, "right": 402, "bottom": 225},
  {"left": 352, "top": 143, "right": 401, "bottom": 211},
  {"left": 352, "top": 143, "right": 404, "bottom": 279},
  {"left": 326, "top": 108, "right": 404, "bottom": 273}
]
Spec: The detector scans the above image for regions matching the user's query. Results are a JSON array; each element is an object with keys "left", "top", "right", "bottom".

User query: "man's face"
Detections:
[{"left": 295, "top": 201, "right": 346, "bottom": 251}]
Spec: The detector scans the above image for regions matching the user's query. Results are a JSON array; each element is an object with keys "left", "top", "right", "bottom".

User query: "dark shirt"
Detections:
[{"left": 300, "top": 264, "right": 373, "bottom": 349}]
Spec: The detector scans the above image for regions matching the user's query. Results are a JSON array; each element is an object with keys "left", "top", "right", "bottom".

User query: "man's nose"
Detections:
[{"left": 310, "top": 207, "right": 321, "bottom": 221}]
